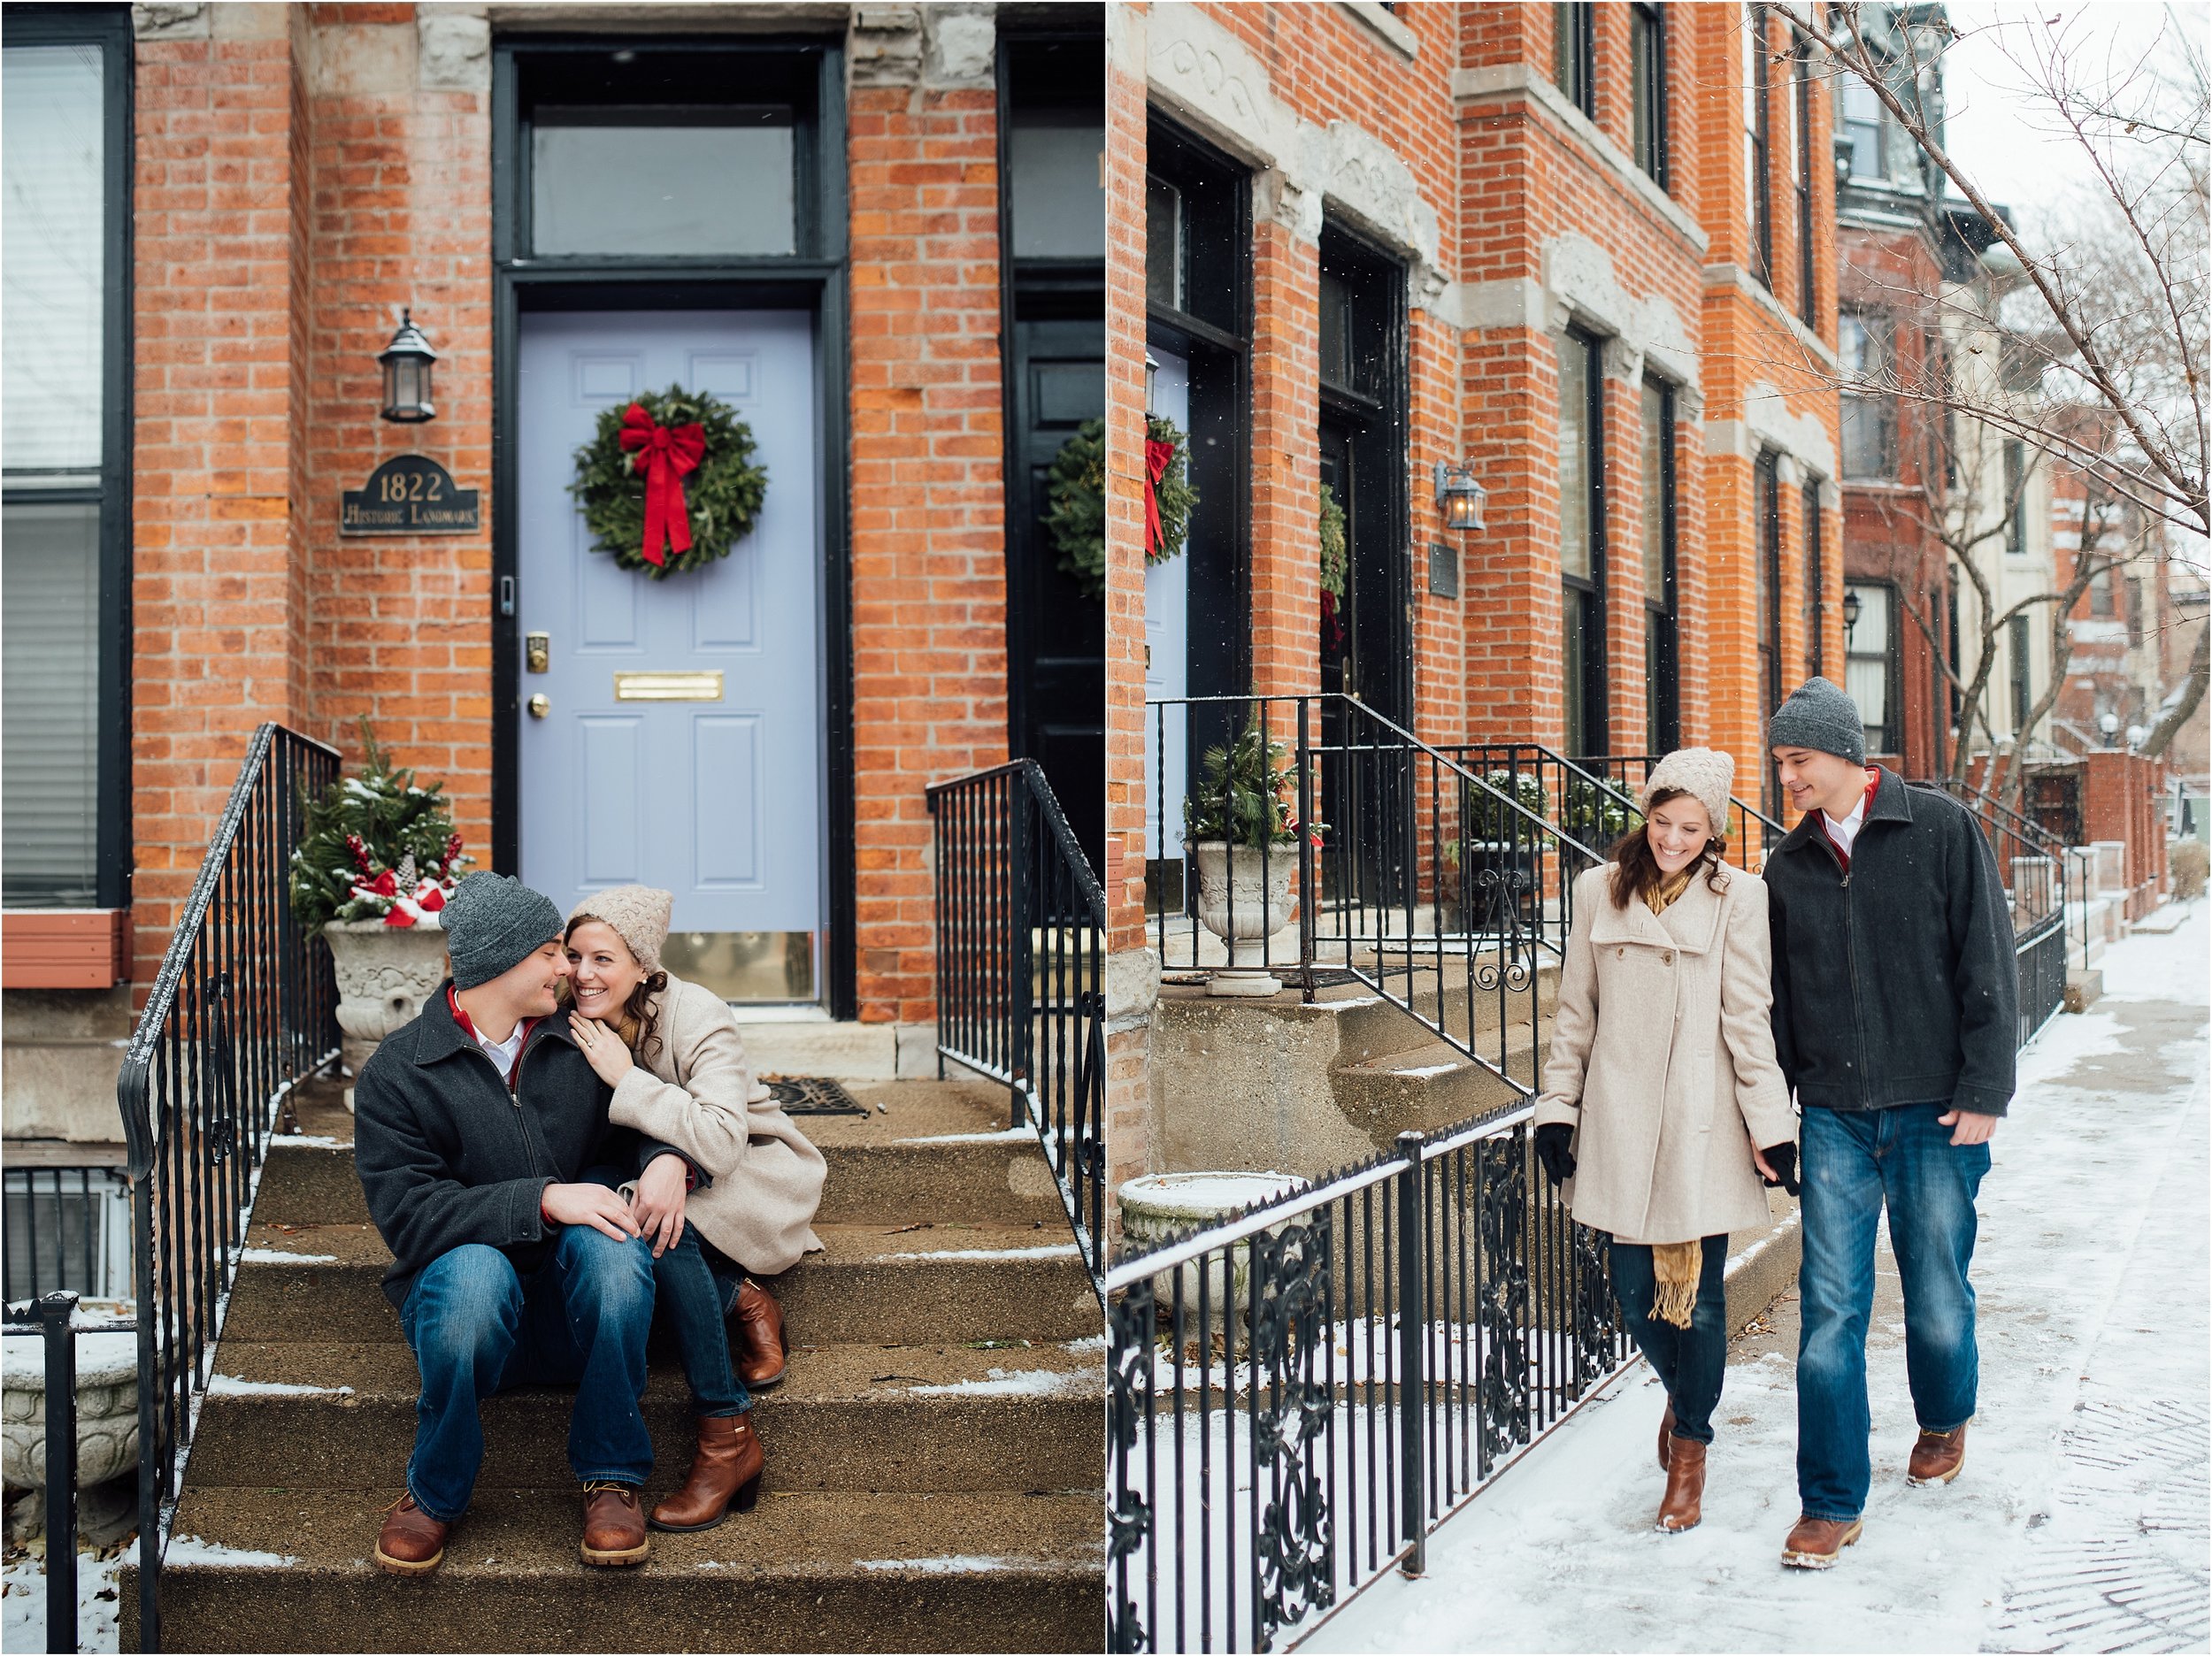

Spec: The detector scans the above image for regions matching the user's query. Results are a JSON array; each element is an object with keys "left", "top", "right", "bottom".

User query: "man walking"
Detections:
[
  {"left": 354, "top": 871, "right": 690, "bottom": 1576},
  {"left": 1763, "top": 678, "right": 2017, "bottom": 1569}
]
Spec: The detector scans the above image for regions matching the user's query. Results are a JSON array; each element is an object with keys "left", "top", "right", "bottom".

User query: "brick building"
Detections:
[
  {"left": 1, "top": 3, "right": 1103, "bottom": 1192},
  {"left": 1104, "top": 0, "right": 1842, "bottom": 1197}
]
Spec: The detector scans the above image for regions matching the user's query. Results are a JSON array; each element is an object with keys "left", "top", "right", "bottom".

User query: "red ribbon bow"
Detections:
[
  {"left": 618, "top": 403, "right": 708, "bottom": 567},
  {"left": 1143, "top": 436, "right": 1176, "bottom": 559}
]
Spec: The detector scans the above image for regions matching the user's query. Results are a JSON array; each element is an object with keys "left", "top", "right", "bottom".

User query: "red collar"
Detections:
[
  {"left": 1820, "top": 770, "right": 1883, "bottom": 865},
  {"left": 449, "top": 986, "right": 541, "bottom": 1080}
]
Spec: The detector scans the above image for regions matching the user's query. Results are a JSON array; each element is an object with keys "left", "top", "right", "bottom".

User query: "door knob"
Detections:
[
  {"left": 525, "top": 632, "right": 550, "bottom": 674},
  {"left": 526, "top": 694, "right": 549, "bottom": 719}
]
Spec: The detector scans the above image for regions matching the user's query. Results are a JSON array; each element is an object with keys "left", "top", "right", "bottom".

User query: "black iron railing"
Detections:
[
  {"left": 1145, "top": 696, "right": 1600, "bottom": 1087},
  {"left": 1924, "top": 779, "right": 2081, "bottom": 1043},
  {"left": 1571, "top": 752, "right": 1786, "bottom": 868},
  {"left": 117, "top": 723, "right": 342, "bottom": 1652},
  {"left": 927, "top": 759, "right": 1107, "bottom": 1284},
  {"left": 1107, "top": 1106, "right": 1630, "bottom": 1653}
]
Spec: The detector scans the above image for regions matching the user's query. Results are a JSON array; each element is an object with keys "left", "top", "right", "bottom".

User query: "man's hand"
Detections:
[
  {"left": 540, "top": 1181, "right": 643, "bottom": 1244},
  {"left": 632, "top": 1153, "right": 688, "bottom": 1258},
  {"left": 1937, "top": 1108, "right": 1999, "bottom": 1146}
]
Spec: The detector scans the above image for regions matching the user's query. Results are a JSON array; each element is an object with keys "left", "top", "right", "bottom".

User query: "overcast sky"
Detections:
[{"left": 1939, "top": 2, "right": 2208, "bottom": 226}]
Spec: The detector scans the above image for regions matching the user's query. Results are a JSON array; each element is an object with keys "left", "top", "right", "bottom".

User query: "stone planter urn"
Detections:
[
  {"left": 2, "top": 1329, "right": 139, "bottom": 1491},
  {"left": 1188, "top": 841, "right": 1297, "bottom": 997},
  {"left": 325, "top": 918, "right": 450, "bottom": 1077},
  {"left": 1118, "top": 1170, "right": 1312, "bottom": 1328}
]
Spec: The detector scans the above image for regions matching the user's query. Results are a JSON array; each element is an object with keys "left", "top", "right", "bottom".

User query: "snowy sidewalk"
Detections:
[{"left": 1306, "top": 905, "right": 2210, "bottom": 1655}]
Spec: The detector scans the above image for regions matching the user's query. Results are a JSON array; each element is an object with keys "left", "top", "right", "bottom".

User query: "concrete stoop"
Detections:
[{"left": 124, "top": 1077, "right": 1103, "bottom": 1653}]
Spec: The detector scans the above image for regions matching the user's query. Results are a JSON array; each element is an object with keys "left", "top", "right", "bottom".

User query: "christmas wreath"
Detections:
[
  {"left": 1319, "top": 480, "right": 1348, "bottom": 648},
  {"left": 569, "top": 386, "right": 769, "bottom": 580},
  {"left": 288, "top": 720, "right": 475, "bottom": 932},
  {"left": 1044, "top": 416, "right": 1198, "bottom": 600}
]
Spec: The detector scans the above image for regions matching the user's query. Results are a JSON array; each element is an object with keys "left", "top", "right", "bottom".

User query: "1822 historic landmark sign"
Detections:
[{"left": 341, "top": 455, "right": 480, "bottom": 535}]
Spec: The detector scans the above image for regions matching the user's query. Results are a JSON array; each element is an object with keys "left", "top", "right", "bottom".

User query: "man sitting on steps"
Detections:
[{"left": 354, "top": 870, "right": 695, "bottom": 1576}]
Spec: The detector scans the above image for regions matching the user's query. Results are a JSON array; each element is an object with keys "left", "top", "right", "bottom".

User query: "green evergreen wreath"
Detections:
[
  {"left": 1043, "top": 416, "right": 1199, "bottom": 600},
  {"left": 569, "top": 386, "right": 769, "bottom": 580},
  {"left": 1318, "top": 480, "right": 1348, "bottom": 607}
]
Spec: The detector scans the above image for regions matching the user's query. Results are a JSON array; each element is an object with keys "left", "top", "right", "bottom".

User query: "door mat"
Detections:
[{"left": 763, "top": 1075, "right": 872, "bottom": 1117}]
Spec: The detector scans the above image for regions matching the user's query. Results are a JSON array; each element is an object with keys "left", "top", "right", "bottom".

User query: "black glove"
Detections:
[
  {"left": 1760, "top": 1142, "right": 1801, "bottom": 1197},
  {"left": 1534, "top": 1123, "right": 1577, "bottom": 1188}
]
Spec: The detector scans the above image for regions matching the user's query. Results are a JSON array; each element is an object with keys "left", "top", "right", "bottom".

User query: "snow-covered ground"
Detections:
[
  {"left": 1305, "top": 903, "right": 2210, "bottom": 1655},
  {"left": 3, "top": 1537, "right": 127, "bottom": 1653}
]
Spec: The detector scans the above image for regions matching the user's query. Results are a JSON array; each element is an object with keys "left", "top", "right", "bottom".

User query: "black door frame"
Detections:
[{"left": 489, "top": 35, "right": 856, "bottom": 1018}]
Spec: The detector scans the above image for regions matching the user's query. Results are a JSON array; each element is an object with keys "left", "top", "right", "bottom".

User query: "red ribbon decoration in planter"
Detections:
[
  {"left": 618, "top": 402, "right": 708, "bottom": 567},
  {"left": 1144, "top": 435, "right": 1176, "bottom": 559}
]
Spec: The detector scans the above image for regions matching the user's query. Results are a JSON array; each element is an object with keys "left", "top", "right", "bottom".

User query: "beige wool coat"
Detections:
[
  {"left": 1533, "top": 861, "right": 1797, "bottom": 1246},
  {"left": 606, "top": 974, "right": 826, "bottom": 1275}
]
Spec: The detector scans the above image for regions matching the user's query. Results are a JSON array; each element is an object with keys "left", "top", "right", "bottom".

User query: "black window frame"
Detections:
[
  {"left": 1839, "top": 310, "right": 1898, "bottom": 479},
  {"left": 1844, "top": 580, "right": 1902, "bottom": 757},
  {"left": 1755, "top": 452, "right": 1784, "bottom": 811},
  {"left": 1, "top": 4, "right": 134, "bottom": 914},
  {"left": 1555, "top": 3, "right": 1596, "bottom": 121},
  {"left": 1794, "top": 37, "right": 1817, "bottom": 325},
  {"left": 1559, "top": 326, "right": 1608, "bottom": 757},
  {"left": 1630, "top": 3, "right": 1669, "bottom": 190},
  {"left": 1641, "top": 377, "right": 1680, "bottom": 754},
  {"left": 2008, "top": 611, "right": 2032, "bottom": 732},
  {"left": 1801, "top": 478, "right": 1825, "bottom": 681},
  {"left": 1747, "top": 3, "right": 1774, "bottom": 288},
  {"left": 2004, "top": 439, "right": 2028, "bottom": 556}
]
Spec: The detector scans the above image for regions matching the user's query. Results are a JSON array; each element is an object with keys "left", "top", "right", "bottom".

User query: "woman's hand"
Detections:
[
  {"left": 632, "top": 1153, "right": 688, "bottom": 1257},
  {"left": 569, "top": 1012, "right": 634, "bottom": 1086}
]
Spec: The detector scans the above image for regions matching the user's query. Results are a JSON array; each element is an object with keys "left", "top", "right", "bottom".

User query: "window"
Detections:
[
  {"left": 1558, "top": 329, "right": 1607, "bottom": 755},
  {"left": 2009, "top": 612, "right": 2033, "bottom": 732},
  {"left": 3, "top": 18, "right": 130, "bottom": 912},
  {"left": 1840, "top": 75, "right": 1886, "bottom": 179},
  {"left": 1555, "top": 3, "right": 1595, "bottom": 120},
  {"left": 1745, "top": 4, "right": 1773, "bottom": 287},
  {"left": 2090, "top": 569, "right": 2116, "bottom": 618},
  {"left": 1641, "top": 380, "right": 1679, "bottom": 752},
  {"left": 2125, "top": 578, "right": 2146, "bottom": 646},
  {"left": 2004, "top": 440, "right": 2028, "bottom": 556},
  {"left": 1631, "top": 4, "right": 1668, "bottom": 188},
  {"left": 1793, "top": 42, "right": 1817, "bottom": 325},
  {"left": 1755, "top": 453, "right": 1784, "bottom": 753},
  {"left": 530, "top": 107, "right": 796, "bottom": 257},
  {"left": 1009, "top": 110, "right": 1104, "bottom": 261},
  {"left": 4, "top": 1167, "right": 132, "bottom": 1303},
  {"left": 1802, "top": 479, "right": 1825, "bottom": 680},
  {"left": 1839, "top": 312, "right": 1897, "bottom": 479},
  {"left": 1146, "top": 173, "right": 1185, "bottom": 311},
  {"left": 1845, "top": 582, "right": 1900, "bottom": 755}
]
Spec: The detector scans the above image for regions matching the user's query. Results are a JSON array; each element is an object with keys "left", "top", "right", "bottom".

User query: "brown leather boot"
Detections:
[
  {"left": 649, "top": 1414, "right": 765, "bottom": 1533},
  {"left": 1658, "top": 1404, "right": 1675, "bottom": 1470},
  {"left": 731, "top": 1279, "right": 787, "bottom": 1390},
  {"left": 1780, "top": 1514, "right": 1865, "bottom": 1568},
  {"left": 580, "top": 1482, "right": 650, "bottom": 1566},
  {"left": 373, "top": 1491, "right": 450, "bottom": 1576},
  {"left": 1907, "top": 1423, "right": 1968, "bottom": 1486},
  {"left": 1655, "top": 1435, "right": 1705, "bottom": 1532}
]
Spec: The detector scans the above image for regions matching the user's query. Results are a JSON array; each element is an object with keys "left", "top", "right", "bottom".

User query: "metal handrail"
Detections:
[
  {"left": 118, "top": 723, "right": 342, "bottom": 1652},
  {"left": 926, "top": 758, "right": 1107, "bottom": 1286}
]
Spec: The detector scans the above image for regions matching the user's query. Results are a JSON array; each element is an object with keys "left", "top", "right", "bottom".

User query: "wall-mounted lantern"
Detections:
[
  {"left": 1842, "top": 588, "right": 1863, "bottom": 635},
  {"left": 379, "top": 309, "right": 437, "bottom": 424},
  {"left": 1433, "top": 460, "right": 1486, "bottom": 533},
  {"left": 1144, "top": 352, "right": 1159, "bottom": 417}
]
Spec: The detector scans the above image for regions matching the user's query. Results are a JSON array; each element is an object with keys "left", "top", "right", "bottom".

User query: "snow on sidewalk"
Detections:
[{"left": 1304, "top": 905, "right": 2210, "bottom": 1655}]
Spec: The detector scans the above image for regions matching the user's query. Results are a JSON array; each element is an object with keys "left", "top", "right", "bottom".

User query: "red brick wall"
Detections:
[{"left": 847, "top": 77, "right": 1009, "bottom": 1025}]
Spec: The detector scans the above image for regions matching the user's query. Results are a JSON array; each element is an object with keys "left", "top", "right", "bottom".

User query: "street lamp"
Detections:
[
  {"left": 1432, "top": 460, "right": 1486, "bottom": 533},
  {"left": 1842, "top": 588, "right": 1863, "bottom": 636},
  {"left": 379, "top": 309, "right": 437, "bottom": 424},
  {"left": 2099, "top": 710, "right": 2121, "bottom": 746}
]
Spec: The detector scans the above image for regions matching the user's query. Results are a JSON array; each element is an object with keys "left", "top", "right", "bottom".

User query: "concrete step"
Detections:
[
  {"left": 127, "top": 1486, "right": 1102, "bottom": 1653},
  {"left": 221, "top": 1219, "right": 1097, "bottom": 1347},
  {"left": 1328, "top": 1027, "right": 1540, "bottom": 1146},
  {"left": 251, "top": 1080, "right": 1065, "bottom": 1231},
  {"left": 186, "top": 1338, "right": 1102, "bottom": 1494}
]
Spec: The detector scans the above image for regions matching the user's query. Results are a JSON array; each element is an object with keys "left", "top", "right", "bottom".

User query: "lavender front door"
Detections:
[{"left": 516, "top": 310, "right": 822, "bottom": 1000}]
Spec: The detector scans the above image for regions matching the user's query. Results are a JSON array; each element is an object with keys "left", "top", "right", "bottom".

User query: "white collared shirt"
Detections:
[
  {"left": 474, "top": 1021, "right": 526, "bottom": 1081},
  {"left": 1824, "top": 790, "right": 1870, "bottom": 856}
]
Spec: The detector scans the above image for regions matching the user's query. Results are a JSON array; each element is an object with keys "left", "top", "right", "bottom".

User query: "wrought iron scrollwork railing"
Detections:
[
  {"left": 1106, "top": 1106, "right": 1631, "bottom": 1654},
  {"left": 1145, "top": 695, "right": 1601, "bottom": 1091},
  {"left": 117, "top": 723, "right": 342, "bottom": 1653},
  {"left": 927, "top": 759, "right": 1107, "bottom": 1285},
  {"left": 1568, "top": 751, "right": 1786, "bottom": 870}
]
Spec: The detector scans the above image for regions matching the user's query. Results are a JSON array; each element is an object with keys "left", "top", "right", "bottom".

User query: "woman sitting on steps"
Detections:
[{"left": 563, "top": 885, "right": 827, "bottom": 1533}]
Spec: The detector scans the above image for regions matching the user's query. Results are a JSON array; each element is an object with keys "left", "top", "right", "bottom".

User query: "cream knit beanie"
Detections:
[
  {"left": 1641, "top": 748, "right": 1735, "bottom": 835},
  {"left": 566, "top": 885, "right": 674, "bottom": 976}
]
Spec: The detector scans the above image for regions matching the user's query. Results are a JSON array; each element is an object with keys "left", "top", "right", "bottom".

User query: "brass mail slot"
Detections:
[{"left": 613, "top": 671, "right": 725, "bottom": 702}]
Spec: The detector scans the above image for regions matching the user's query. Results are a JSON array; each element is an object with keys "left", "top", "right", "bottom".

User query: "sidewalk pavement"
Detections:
[{"left": 1305, "top": 904, "right": 2209, "bottom": 1655}]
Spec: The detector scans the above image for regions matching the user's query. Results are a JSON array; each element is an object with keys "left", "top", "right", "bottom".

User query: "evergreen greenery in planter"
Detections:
[
  {"left": 1460, "top": 769, "right": 1548, "bottom": 849},
  {"left": 288, "top": 721, "right": 473, "bottom": 932},
  {"left": 1563, "top": 777, "right": 1640, "bottom": 847},
  {"left": 1182, "top": 722, "right": 1322, "bottom": 852}
]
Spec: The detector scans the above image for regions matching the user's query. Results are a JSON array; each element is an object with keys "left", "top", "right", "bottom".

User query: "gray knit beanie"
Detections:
[
  {"left": 1642, "top": 748, "right": 1735, "bottom": 832},
  {"left": 565, "top": 885, "right": 673, "bottom": 976},
  {"left": 1768, "top": 677, "right": 1867, "bottom": 765},
  {"left": 442, "top": 871, "right": 564, "bottom": 989}
]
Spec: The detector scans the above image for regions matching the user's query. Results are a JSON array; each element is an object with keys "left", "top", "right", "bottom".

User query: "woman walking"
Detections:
[
  {"left": 1532, "top": 749, "right": 1799, "bottom": 1533},
  {"left": 563, "top": 886, "right": 827, "bottom": 1532}
]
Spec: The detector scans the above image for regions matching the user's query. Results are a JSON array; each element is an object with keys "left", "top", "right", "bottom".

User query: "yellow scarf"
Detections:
[{"left": 1647, "top": 864, "right": 1702, "bottom": 1325}]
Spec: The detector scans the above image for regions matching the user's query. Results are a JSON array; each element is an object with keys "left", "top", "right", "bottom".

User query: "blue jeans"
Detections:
[
  {"left": 1609, "top": 1235, "right": 1729, "bottom": 1444},
  {"left": 652, "top": 1224, "right": 751, "bottom": 1418},
  {"left": 1797, "top": 1103, "right": 1990, "bottom": 1522},
  {"left": 398, "top": 1227, "right": 657, "bottom": 1522}
]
